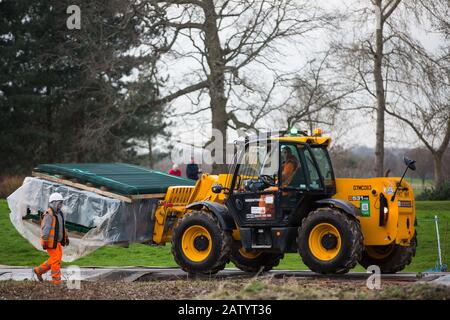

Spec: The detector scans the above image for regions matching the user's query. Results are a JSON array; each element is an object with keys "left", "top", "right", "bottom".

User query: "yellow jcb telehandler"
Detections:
[{"left": 151, "top": 129, "right": 417, "bottom": 274}]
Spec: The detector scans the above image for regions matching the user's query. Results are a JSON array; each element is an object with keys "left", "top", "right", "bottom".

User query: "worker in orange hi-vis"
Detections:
[
  {"left": 280, "top": 146, "right": 299, "bottom": 186},
  {"left": 259, "top": 146, "right": 299, "bottom": 217},
  {"left": 33, "top": 193, "right": 69, "bottom": 284}
]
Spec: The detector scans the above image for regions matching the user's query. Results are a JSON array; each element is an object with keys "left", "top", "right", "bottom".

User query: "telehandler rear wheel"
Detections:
[
  {"left": 297, "top": 208, "right": 363, "bottom": 274},
  {"left": 359, "top": 233, "right": 417, "bottom": 273},
  {"left": 230, "top": 242, "right": 284, "bottom": 273},
  {"left": 171, "top": 211, "right": 232, "bottom": 275}
]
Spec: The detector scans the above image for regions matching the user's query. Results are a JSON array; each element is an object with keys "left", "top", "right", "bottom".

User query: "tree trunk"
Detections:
[
  {"left": 374, "top": 0, "right": 386, "bottom": 177},
  {"left": 75, "top": 103, "right": 85, "bottom": 162},
  {"left": 148, "top": 135, "right": 153, "bottom": 168},
  {"left": 203, "top": 0, "right": 228, "bottom": 174},
  {"left": 433, "top": 153, "right": 444, "bottom": 188},
  {"left": 45, "top": 91, "right": 55, "bottom": 163}
]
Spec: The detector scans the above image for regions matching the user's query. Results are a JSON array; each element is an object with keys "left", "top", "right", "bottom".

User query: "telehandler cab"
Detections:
[{"left": 152, "top": 129, "right": 417, "bottom": 275}]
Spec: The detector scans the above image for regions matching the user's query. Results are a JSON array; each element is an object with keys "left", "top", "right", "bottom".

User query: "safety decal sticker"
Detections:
[
  {"left": 384, "top": 185, "right": 395, "bottom": 195},
  {"left": 265, "top": 195, "right": 274, "bottom": 204},
  {"left": 360, "top": 199, "right": 370, "bottom": 217},
  {"left": 398, "top": 200, "right": 412, "bottom": 208},
  {"left": 349, "top": 195, "right": 369, "bottom": 201},
  {"left": 247, "top": 206, "right": 273, "bottom": 220},
  {"left": 353, "top": 185, "right": 372, "bottom": 191},
  {"left": 245, "top": 198, "right": 262, "bottom": 202},
  {"left": 251, "top": 207, "right": 266, "bottom": 214}
]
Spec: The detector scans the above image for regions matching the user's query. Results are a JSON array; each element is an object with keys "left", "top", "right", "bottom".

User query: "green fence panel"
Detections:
[{"left": 35, "top": 163, "right": 195, "bottom": 195}]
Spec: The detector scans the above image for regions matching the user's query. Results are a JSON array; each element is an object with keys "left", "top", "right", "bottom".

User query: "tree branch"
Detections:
[{"left": 155, "top": 80, "right": 209, "bottom": 105}]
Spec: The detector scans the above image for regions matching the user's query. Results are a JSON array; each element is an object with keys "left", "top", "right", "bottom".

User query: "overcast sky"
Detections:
[{"left": 140, "top": 0, "right": 447, "bottom": 157}]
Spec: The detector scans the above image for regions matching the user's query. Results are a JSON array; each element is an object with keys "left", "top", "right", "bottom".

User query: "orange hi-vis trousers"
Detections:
[{"left": 34, "top": 243, "right": 62, "bottom": 284}]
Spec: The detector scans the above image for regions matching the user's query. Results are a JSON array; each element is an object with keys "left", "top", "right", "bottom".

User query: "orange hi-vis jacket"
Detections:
[
  {"left": 258, "top": 156, "right": 300, "bottom": 218},
  {"left": 281, "top": 155, "right": 299, "bottom": 186},
  {"left": 40, "top": 208, "right": 69, "bottom": 249}
]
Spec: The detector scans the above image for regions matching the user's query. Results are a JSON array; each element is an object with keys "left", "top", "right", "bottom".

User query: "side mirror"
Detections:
[
  {"left": 403, "top": 156, "right": 416, "bottom": 171},
  {"left": 392, "top": 156, "right": 417, "bottom": 202},
  {"left": 212, "top": 184, "right": 223, "bottom": 194}
]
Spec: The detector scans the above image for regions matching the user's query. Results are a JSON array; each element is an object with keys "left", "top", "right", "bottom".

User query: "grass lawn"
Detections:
[{"left": 0, "top": 199, "right": 448, "bottom": 271}]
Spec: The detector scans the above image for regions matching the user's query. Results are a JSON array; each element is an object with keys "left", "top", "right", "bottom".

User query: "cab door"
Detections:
[
  {"left": 278, "top": 143, "right": 325, "bottom": 225},
  {"left": 278, "top": 143, "right": 307, "bottom": 224},
  {"left": 226, "top": 141, "right": 281, "bottom": 227}
]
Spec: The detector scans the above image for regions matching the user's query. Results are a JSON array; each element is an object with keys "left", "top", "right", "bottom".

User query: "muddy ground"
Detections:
[{"left": 0, "top": 277, "right": 449, "bottom": 300}]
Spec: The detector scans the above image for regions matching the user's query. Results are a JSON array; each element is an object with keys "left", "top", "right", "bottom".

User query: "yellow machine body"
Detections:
[
  {"left": 152, "top": 175, "right": 416, "bottom": 247},
  {"left": 152, "top": 173, "right": 230, "bottom": 244},
  {"left": 152, "top": 133, "right": 415, "bottom": 249},
  {"left": 334, "top": 178, "right": 415, "bottom": 246}
]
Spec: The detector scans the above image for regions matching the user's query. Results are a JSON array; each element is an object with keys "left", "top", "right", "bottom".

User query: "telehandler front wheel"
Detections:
[
  {"left": 359, "top": 233, "right": 417, "bottom": 274},
  {"left": 171, "top": 211, "right": 232, "bottom": 275},
  {"left": 230, "top": 242, "right": 284, "bottom": 273},
  {"left": 297, "top": 208, "right": 363, "bottom": 274}
]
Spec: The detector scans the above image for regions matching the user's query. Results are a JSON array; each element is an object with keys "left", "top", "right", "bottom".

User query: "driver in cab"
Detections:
[
  {"left": 280, "top": 146, "right": 299, "bottom": 186},
  {"left": 258, "top": 145, "right": 300, "bottom": 217}
]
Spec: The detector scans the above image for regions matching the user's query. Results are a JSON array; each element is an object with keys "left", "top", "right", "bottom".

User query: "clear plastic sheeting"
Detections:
[{"left": 7, "top": 177, "right": 158, "bottom": 262}]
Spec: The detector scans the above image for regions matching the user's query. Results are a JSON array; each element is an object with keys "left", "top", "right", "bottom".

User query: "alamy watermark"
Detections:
[
  {"left": 366, "top": 265, "right": 381, "bottom": 290},
  {"left": 170, "top": 129, "right": 281, "bottom": 169},
  {"left": 66, "top": 265, "right": 81, "bottom": 289},
  {"left": 374, "top": 4, "right": 382, "bottom": 30},
  {"left": 66, "top": 5, "right": 81, "bottom": 30}
]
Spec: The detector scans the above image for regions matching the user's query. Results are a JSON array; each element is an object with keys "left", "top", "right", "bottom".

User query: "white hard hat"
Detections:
[{"left": 49, "top": 193, "right": 64, "bottom": 203}]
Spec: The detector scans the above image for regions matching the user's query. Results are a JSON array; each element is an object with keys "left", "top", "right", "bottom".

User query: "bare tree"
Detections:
[
  {"left": 417, "top": 0, "right": 450, "bottom": 39},
  {"left": 385, "top": 54, "right": 450, "bottom": 188},
  {"left": 372, "top": 0, "right": 402, "bottom": 177},
  {"left": 367, "top": 0, "right": 450, "bottom": 188},
  {"left": 273, "top": 51, "right": 358, "bottom": 133},
  {"left": 138, "top": 0, "right": 331, "bottom": 172},
  {"left": 332, "top": 0, "right": 404, "bottom": 176}
]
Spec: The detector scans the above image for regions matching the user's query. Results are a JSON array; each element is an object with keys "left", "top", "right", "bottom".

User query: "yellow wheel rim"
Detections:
[
  {"left": 239, "top": 247, "right": 262, "bottom": 259},
  {"left": 181, "top": 225, "right": 212, "bottom": 262},
  {"left": 366, "top": 244, "right": 395, "bottom": 259},
  {"left": 308, "top": 223, "right": 342, "bottom": 261}
]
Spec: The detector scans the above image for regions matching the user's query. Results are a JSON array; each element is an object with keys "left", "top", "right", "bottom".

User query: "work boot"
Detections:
[{"left": 32, "top": 268, "right": 43, "bottom": 282}]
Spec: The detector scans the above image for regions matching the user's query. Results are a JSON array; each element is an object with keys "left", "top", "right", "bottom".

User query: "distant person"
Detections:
[
  {"left": 168, "top": 164, "right": 182, "bottom": 177},
  {"left": 33, "top": 192, "right": 69, "bottom": 284},
  {"left": 186, "top": 157, "right": 202, "bottom": 180}
]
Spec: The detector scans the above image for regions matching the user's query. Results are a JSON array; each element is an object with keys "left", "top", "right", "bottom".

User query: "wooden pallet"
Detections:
[{"left": 32, "top": 171, "right": 166, "bottom": 203}]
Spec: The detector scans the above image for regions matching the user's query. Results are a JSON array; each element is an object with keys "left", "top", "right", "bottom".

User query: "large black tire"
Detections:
[
  {"left": 171, "top": 211, "right": 232, "bottom": 275},
  {"left": 297, "top": 208, "right": 363, "bottom": 274},
  {"left": 230, "top": 241, "right": 283, "bottom": 273},
  {"left": 359, "top": 233, "right": 417, "bottom": 274}
]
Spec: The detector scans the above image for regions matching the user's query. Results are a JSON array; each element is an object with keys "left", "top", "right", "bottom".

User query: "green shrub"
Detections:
[{"left": 416, "top": 183, "right": 450, "bottom": 201}]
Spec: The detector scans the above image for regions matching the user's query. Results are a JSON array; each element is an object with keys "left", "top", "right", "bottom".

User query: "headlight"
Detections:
[{"left": 379, "top": 194, "right": 389, "bottom": 226}]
